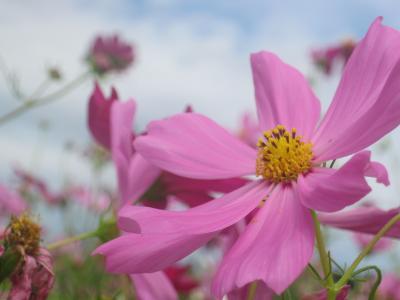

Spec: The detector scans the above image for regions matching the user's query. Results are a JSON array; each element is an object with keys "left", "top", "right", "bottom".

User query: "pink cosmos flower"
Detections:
[
  {"left": 89, "top": 85, "right": 244, "bottom": 300},
  {"left": 0, "top": 184, "right": 27, "bottom": 217},
  {"left": 94, "top": 18, "right": 400, "bottom": 297},
  {"left": 312, "top": 39, "right": 356, "bottom": 75},
  {"left": 86, "top": 34, "right": 134, "bottom": 75}
]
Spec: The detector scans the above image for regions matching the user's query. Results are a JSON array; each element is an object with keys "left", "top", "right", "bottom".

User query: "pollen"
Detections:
[
  {"left": 256, "top": 125, "right": 313, "bottom": 183},
  {"left": 6, "top": 214, "right": 41, "bottom": 256}
]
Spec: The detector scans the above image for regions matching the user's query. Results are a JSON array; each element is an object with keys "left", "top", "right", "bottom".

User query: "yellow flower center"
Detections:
[
  {"left": 6, "top": 214, "right": 41, "bottom": 256},
  {"left": 256, "top": 125, "right": 313, "bottom": 183}
]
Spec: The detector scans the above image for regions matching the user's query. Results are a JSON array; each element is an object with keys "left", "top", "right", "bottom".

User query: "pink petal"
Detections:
[
  {"left": 212, "top": 184, "right": 315, "bottom": 296},
  {"left": 118, "top": 180, "right": 269, "bottom": 235},
  {"left": 124, "top": 153, "right": 161, "bottom": 205},
  {"left": 319, "top": 205, "right": 400, "bottom": 238},
  {"left": 94, "top": 181, "right": 269, "bottom": 274},
  {"left": 313, "top": 18, "right": 400, "bottom": 161},
  {"left": 131, "top": 272, "right": 177, "bottom": 300},
  {"left": 87, "top": 82, "right": 119, "bottom": 150},
  {"left": 134, "top": 113, "right": 257, "bottom": 179},
  {"left": 93, "top": 232, "right": 214, "bottom": 273},
  {"left": 111, "top": 101, "right": 156, "bottom": 206},
  {"left": 251, "top": 51, "right": 320, "bottom": 140},
  {"left": 298, "top": 151, "right": 389, "bottom": 213},
  {"left": 162, "top": 173, "right": 248, "bottom": 207}
]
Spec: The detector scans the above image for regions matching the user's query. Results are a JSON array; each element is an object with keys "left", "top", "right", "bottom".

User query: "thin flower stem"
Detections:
[
  {"left": 0, "top": 71, "right": 90, "bottom": 126},
  {"left": 352, "top": 265, "right": 382, "bottom": 300},
  {"left": 247, "top": 281, "right": 258, "bottom": 300},
  {"left": 310, "top": 210, "right": 336, "bottom": 299},
  {"left": 47, "top": 230, "right": 97, "bottom": 250},
  {"left": 335, "top": 213, "right": 400, "bottom": 290}
]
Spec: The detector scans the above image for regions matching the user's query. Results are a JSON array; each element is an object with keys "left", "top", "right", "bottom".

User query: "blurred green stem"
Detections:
[
  {"left": 47, "top": 230, "right": 97, "bottom": 250},
  {"left": 335, "top": 213, "right": 400, "bottom": 291},
  {"left": 0, "top": 71, "right": 90, "bottom": 126}
]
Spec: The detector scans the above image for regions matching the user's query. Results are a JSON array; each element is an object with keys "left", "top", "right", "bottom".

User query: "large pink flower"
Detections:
[{"left": 95, "top": 18, "right": 400, "bottom": 297}]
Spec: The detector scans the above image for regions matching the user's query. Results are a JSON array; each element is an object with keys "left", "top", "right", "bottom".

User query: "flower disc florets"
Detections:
[
  {"left": 256, "top": 125, "right": 313, "bottom": 183},
  {"left": 6, "top": 215, "right": 41, "bottom": 256}
]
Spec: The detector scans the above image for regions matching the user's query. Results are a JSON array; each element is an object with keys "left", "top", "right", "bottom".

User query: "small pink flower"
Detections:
[
  {"left": 312, "top": 39, "right": 356, "bottom": 75},
  {"left": 87, "top": 34, "right": 134, "bottom": 75},
  {"left": 0, "top": 184, "right": 27, "bottom": 216},
  {"left": 94, "top": 18, "right": 400, "bottom": 298}
]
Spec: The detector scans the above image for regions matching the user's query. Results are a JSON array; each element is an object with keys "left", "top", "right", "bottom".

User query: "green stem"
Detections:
[
  {"left": 352, "top": 265, "right": 382, "bottom": 300},
  {"left": 311, "top": 210, "right": 336, "bottom": 299},
  {"left": 47, "top": 230, "right": 97, "bottom": 250},
  {"left": 247, "top": 281, "right": 258, "bottom": 300},
  {"left": 335, "top": 213, "right": 400, "bottom": 290},
  {"left": 0, "top": 71, "right": 90, "bottom": 126}
]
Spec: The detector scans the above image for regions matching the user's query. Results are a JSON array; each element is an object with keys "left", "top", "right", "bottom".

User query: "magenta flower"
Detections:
[
  {"left": 87, "top": 34, "right": 134, "bottom": 75},
  {"left": 94, "top": 18, "right": 400, "bottom": 296},
  {"left": 0, "top": 184, "right": 27, "bottom": 217},
  {"left": 312, "top": 39, "right": 356, "bottom": 75}
]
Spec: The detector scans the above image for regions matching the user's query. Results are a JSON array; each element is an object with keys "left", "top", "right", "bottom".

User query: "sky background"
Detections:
[{"left": 2, "top": 0, "right": 400, "bottom": 268}]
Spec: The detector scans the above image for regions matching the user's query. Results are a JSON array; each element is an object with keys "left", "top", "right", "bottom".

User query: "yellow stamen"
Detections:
[
  {"left": 6, "top": 214, "right": 41, "bottom": 256},
  {"left": 256, "top": 125, "right": 313, "bottom": 183}
]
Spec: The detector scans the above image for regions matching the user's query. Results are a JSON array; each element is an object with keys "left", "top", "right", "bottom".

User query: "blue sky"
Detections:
[{"left": 0, "top": 0, "right": 399, "bottom": 185}]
